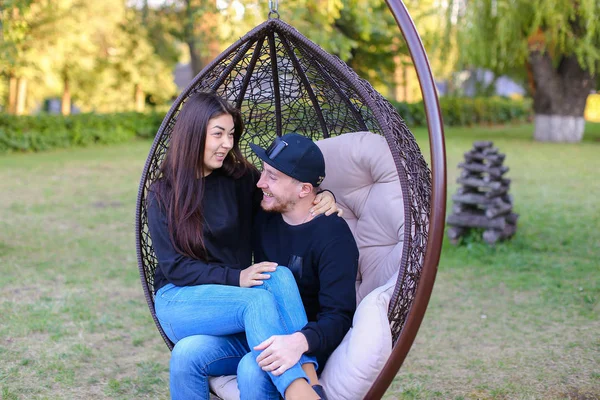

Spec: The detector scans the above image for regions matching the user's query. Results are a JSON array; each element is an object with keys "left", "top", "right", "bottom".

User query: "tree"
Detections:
[
  {"left": 445, "top": 0, "right": 600, "bottom": 142},
  {"left": 0, "top": 0, "right": 61, "bottom": 114},
  {"left": 44, "top": 0, "right": 110, "bottom": 115},
  {"left": 333, "top": 0, "right": 400, "bottom": 88},
  {"left": 1, "top": 0, "right": 177, "bottom": 114},
  {"left": 150, "top": 0, "right": 237, "bottom": 76}
]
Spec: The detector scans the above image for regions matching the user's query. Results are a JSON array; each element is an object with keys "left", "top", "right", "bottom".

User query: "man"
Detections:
[
  {"left": 169, "top": 133, "right": 359, "bottom": 399},
  {"left": 246, "top": 133, "right": 359, "bottom": 397}
]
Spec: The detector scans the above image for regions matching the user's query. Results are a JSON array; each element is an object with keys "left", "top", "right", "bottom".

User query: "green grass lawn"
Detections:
[{"left": 0, "top": 124, "right": 598, "bottom": 399}]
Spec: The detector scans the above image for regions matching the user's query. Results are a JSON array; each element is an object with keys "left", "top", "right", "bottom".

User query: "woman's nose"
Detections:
[{"left": 222, "top": 136, "right": 233, "bottom": 149}]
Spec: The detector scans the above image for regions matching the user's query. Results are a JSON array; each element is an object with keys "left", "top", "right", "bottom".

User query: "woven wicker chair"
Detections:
[{"left": 135, "top": 3, "right": 446, "bottom": 398}]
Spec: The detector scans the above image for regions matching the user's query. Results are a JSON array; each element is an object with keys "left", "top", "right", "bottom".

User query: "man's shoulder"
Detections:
[
  {"left": 316, "top": 213, "right": 350, "bottom": 227},
  {"left": 313, "top": 214, "right": 355, "bottom": 239},
  {"left": 312, "top": 215, "right": 359, "bottom": 261}
]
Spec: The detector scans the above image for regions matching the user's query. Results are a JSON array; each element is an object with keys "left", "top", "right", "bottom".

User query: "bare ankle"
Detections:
[
  {"left": 301, "top": 363, "right": 319, "bottom": 386},
  {"left": 284, "top": 379, "right": 320, "bottom": 400}
]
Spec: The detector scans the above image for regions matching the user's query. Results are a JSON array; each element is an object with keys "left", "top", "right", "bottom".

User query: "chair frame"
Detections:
[
  {"left": 135, "top": 1, "right": 446, "bottom": 398},
  {"left": 365, "top": 1, "right": 446, "bottom": 398}
]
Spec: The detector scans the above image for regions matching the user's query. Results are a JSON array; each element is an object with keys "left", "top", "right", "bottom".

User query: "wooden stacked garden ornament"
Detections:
[{"left": 447, "top": 141, "right": 518, "bottom": 245}]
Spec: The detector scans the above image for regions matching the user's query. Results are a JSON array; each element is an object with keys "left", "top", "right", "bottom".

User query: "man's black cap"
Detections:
[{"left": 250, "top": 133, "right": 326, "bottom": 186}]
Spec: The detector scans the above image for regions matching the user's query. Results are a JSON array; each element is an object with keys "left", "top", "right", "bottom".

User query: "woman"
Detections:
[{"left": 147, "top": 92, "right": 336, "bottom": 399}]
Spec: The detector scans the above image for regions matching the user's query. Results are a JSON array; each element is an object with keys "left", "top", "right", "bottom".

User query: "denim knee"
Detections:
[
  {"left": 245, "top": 288, "right": 278, "bottom": 313},
  {"left": 269, "top": 266, "right": 295, "bottom": 286},
  {"left": 260, "top": 266, "right": 297, "bottom": 295},
  {"left": 170, "top": 336, "right": 208, "bottom": 377}
]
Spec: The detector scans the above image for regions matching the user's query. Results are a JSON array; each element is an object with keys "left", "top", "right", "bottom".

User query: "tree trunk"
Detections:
[
  {"left": 8, "top": 75, "right": 18, "bottom": 114},
  {"left": 61, "top": 75, "right": 71, "bottom": 116},
  {"left": 184, "top": 0, "right": 220, "bottom": 76},
  {"left": 186, "top": 40, "right": 203, "bottom": 76},
  {"left": 199, "top": 29, "right": 220, "bottom": 73},
  {"left": 15, "top": 77, "right": 27, "bottom": 115},
  {"left": 142, "top": 0, "right": 149, "bottom": 25},
  {"left": 185, "top": 0, "right": 203, "bottom": 76},
  {"left": 528, "top": 50, "right": 595, "bottom": 142},
  {"left": 134, "top": 83, "right": 145, "bottom": 112}
]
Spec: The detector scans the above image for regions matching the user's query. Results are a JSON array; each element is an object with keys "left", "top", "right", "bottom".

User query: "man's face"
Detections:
[{"left": 256, "top": 162, "right": 300, "bottom": 213}]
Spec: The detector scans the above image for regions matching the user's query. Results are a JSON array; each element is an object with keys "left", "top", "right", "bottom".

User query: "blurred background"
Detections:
[{"left": 2, "top": 0, "right": 600, "bottom": 145}]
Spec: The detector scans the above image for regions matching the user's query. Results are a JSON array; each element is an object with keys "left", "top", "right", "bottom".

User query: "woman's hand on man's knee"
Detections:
[{"left": 239, "top": 262, "right": 278, "bottom": 287}]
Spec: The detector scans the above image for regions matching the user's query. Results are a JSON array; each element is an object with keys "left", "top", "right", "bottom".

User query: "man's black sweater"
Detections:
[{"left": 253, "top": 210, "right": 359, "bottom": 369}]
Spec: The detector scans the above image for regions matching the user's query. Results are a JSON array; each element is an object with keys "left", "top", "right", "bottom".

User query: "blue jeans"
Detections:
[{"left": 155, "top": 266, "right": 316, "bottom": 400}]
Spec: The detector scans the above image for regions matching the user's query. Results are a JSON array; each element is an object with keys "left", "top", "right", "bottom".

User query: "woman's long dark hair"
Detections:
[{"left": 154, "top": 91, "right": 251, "bottom": 260}]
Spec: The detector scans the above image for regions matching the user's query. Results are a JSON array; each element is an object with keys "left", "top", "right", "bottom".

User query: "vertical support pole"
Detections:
[{"left": 364, "top": 1, "right": 447, "bottom": 398}]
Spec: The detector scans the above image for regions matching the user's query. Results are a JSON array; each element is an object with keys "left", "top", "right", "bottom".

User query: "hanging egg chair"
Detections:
[{"left": 135, "top": 1, "right": 446, "bottom": 398}]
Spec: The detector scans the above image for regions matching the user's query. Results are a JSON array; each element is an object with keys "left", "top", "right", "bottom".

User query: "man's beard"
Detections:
[{"left": 261, "top": 195, "right": 296, "bottom": 214}]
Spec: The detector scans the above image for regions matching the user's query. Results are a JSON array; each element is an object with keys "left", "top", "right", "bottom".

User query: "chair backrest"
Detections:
[{"left": 317, "top": 132, "right": 404, "bottom": 305}]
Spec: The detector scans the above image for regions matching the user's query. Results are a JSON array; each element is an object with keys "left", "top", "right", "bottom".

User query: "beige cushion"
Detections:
[
  {"left": 209, "top": 375, "right": 238, "bottom": 400},
  {"left": 319, "top": 277, "right": 395, "bottom": 400},
  {"left": 316, "top": 131, "right": 404, "bottom": 304}
]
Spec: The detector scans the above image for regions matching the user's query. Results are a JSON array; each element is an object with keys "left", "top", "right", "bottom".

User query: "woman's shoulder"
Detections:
[
  {"left": 148, "top": 178, "right": 168, "bottom": 196},
  {"left": 147, "top": 179, "right": 165, "bottom": 205},
  {"left": 233, "top": 165, "right": 260, "bottom": 186}
]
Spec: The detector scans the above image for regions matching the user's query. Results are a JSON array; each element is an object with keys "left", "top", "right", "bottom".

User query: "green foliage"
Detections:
[
  {"left": 0, "top": 112, "right": 163, "bottom": 153},
  {"left": 76, "top": 8, "right": 177, "bottom": 112},
  {"left": 390, "top": 97, "right": 532, "bottom": 127},
  {"left": 0, "top": 96, "right": 532, "bottom": 154},
  {"left": 1, "top": 0, "right": 177, "bottom": 113},
  {"left": 445, "top": 0, "right": 600, "bottom": 75},
  {"left": 235, "top": 0, "right": 405, "bottom": 87},
  {"left": 334, "top": 0, "right": 400, "bottom": 87}
]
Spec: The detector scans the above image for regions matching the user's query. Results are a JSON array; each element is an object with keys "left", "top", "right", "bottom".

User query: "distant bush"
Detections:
[
  {"left": 389, "top": 96, "right": 533, "bottom": 127},
  {"left": 0, "top": 97, "right": 535, "bottom": 154},
  {"left": 0, "top": 112, "right": 164, "bottom": 153}
]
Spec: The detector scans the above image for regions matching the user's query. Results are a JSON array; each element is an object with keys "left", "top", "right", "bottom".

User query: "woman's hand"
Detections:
[
  {"left": 311, "top": 190, "right": 343, "bottom": 217},
  {"left": 239, "top": 262, "right": 278, "bottom": 288}
]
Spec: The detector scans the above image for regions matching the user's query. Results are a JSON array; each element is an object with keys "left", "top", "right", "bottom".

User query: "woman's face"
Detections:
[{"left": 203, "top": 113, "right": 235, "bottom": 176}]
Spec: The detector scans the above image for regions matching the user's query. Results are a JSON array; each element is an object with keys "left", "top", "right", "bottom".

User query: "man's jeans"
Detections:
[{"left": 154, "top": 266, "right": 316, "bottom": 400}]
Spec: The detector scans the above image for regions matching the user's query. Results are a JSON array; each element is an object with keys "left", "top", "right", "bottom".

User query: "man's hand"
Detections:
[
  {"left": 239, "top": 262, "right": 277, "bottom": 288},
  {"left": 254, "top": 332, "right": 309, "bottom": 376}
]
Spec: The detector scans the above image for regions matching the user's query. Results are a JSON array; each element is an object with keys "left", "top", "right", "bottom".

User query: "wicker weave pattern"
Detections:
[{"left": 135, "top": 19, "right": 431, "bottom": 351}]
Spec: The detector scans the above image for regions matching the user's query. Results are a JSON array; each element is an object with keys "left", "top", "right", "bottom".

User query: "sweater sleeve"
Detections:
[
  {"left": 146, "top": 191, "right": 241, "bottom": 287},
  {"left": 300, "top": 234, "right": 359, "bottom": 356}
]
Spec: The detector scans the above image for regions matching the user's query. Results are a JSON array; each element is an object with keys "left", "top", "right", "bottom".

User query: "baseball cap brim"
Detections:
[{"left": 249, "top": 142, "right": 281, "bottom": 172}]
